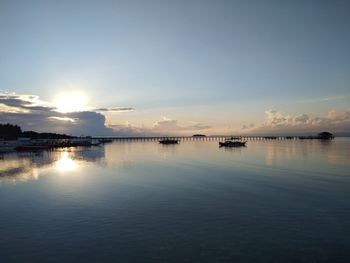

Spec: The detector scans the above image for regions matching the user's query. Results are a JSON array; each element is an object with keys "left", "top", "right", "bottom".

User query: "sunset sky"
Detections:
[{"left": 1, "top": 0, "right": 349, "bottom": 136}]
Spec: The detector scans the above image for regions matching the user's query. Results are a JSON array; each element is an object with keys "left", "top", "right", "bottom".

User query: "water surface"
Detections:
[{"left": 1, "top": 139, "right": 349, "bottom": 262}]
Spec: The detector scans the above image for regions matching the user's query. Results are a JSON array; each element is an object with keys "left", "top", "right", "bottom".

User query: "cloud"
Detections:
[
  {"left": 241, "top": 123, "right": 255, "bottom": 130},
  {"left": 0, "top": 93, "right": 212, "bottom": 136},
  {"left": 0, "top": 93, "right": 54, "bottom": 111},
  {"left": 107, "top": 122, "right": 149, "bottom": 136},
  {"left": 297, "top": 95, "right": 348, "bottom": 104},
  {"left": 153, "top": 117, "right": 180, "bottom": 130},
  {"left": 0, "top": 92, "right": 130, "bottom": 136},
  {"left": 152, "top": 117, "right": 211, "bottom": 132},
  {"left": 94, "top": 107, "right": 135, "bottom": 112},
  {"left": 191, "top": 123, "right": 212, "bottom": 130},
  {"left": 48, "top": 116, "right": 76, "bottom": 123},
  {"left": 241, "top": 108, "right": 350, "bottom": 135},
  {"left": 107, "top": 117, "right": 212, "bottom": 136}
]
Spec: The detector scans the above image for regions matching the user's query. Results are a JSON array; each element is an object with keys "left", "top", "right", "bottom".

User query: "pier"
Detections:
[{"left": 93, "top": 136, "right": 303, "bottom": 142}]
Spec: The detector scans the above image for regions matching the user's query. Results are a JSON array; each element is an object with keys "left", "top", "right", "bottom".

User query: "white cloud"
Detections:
[
  {"left": 94, "top": 107, "right": 135, "bottom": 112},
  {"left": 107, "top": 117, "right": 212, "bottom": 136},
  {"left": 152, "top": 117, "right": 211, "bottom": 132},
  {"left": 48, "top": 116, "right": 76, "bottom": 123},
  {"left": 241, "top": 108, "right": 350, "bottom": 135},
  {"left": 153, "top": 117, "right": 180, "bottom": 130}
]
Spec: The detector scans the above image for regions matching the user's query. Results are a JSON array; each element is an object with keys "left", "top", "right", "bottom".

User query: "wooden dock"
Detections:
[{"left": 93, "top": 136, "right": 303, "bottom": 142}]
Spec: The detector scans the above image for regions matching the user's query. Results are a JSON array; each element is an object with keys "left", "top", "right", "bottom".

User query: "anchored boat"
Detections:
[
  {"left": 219, "top": 140, "right": 246, "bottom": 147},
  {"left": 159, "top": 139, "right": 179, "bottom": 144}
]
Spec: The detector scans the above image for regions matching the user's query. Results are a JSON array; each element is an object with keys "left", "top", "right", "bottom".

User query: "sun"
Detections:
[{"left": 53, "top": 92, "right": 88, "bottom": 113}]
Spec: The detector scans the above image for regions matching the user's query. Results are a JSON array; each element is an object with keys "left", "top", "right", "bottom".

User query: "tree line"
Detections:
[{"left": 0, "top": 123, "right": 74, "bottom": 140}]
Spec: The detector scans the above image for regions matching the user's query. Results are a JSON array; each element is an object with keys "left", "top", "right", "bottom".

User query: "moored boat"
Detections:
[
  {"left": 219, "top": 140, "right": 246, "bottom": 147},
  {"left": 159, "top": 139, "right": 179, "bottom": 144}
]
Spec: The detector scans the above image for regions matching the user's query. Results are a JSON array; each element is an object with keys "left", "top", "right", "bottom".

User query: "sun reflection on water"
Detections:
[{"left": 55, "top": 152, "right": 78, "bottom": 172}]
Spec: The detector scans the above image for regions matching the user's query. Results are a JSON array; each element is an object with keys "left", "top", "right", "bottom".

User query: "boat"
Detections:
[
  {"left": 159, "top": 139, "right": 179, "bottom": 144},
  {"left": 192, "top": 134, "right": 206, "bottom": 137},
  {"left": 219, "top": 140, "right": 247, "bottom": 147}
]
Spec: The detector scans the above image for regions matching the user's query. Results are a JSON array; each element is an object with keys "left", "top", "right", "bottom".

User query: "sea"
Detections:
[{"left": 0, "top": 138, "right": 349, "bottom": 262}]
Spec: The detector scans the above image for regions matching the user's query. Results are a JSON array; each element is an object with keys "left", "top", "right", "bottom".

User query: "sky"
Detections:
[{"left": 0, "top": 0, "right": 349, "bottom": 136}]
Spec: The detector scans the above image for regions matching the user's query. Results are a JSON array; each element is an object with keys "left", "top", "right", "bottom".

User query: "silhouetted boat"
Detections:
[
  {"left": 219, "top": 141, "right": 246, "bottom": 147},
  {"left": 159, "top": 139, "right": 179, "bottom": 144}
]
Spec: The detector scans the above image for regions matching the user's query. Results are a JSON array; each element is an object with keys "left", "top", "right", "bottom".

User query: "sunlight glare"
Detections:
[
  {"left": 55, "top": 152, "right": 77, "bottom": 172},
  {"left": 53, "top": 92, "right": 88, "bottom": 113}
]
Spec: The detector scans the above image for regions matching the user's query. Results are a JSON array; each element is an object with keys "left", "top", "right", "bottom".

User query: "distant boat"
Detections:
[
  {"left": 159, "top": 139, "right": 179, "bottom": 144},
  {"left": 219, "top": 140, "right": 246, "bottom": 147},
  {"left": 192, "top": 134, "right": 206, "bottom": 137}
]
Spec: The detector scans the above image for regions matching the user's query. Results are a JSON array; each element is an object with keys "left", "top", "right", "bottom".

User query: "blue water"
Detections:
[{"left": 0, "top": 139, "right": 349, "bottom": 262}]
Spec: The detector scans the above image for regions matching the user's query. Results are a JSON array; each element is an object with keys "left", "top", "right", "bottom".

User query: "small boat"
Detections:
[
  {"left": 192, "top": 134, "right": 206, "bottom": 137},
  {"left": 159, "top": 139, "right": 179, "bottom": 144},
  {"left": 219, "top": 140, "right": 247, "bottom": 147}
]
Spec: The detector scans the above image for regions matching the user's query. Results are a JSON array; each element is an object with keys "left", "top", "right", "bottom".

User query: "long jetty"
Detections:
[{"left": 93, "top": 136, "right": 309, "bottom": 142}]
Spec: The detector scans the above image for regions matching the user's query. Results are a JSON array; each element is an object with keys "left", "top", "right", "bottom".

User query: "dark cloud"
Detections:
[
  {"left": 94, "top": 107, "right": 135, "bottom": 112},
  {"left": 25, "top": 106, "right": 56, "bottom": 112},
  {"left": 0, "top": 111, "right": 114, "bottom": 136}
]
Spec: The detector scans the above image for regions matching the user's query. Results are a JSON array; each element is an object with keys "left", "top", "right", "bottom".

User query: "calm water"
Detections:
[{"left": 0, "top": 139, "right": 349, "bottom": 262}]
